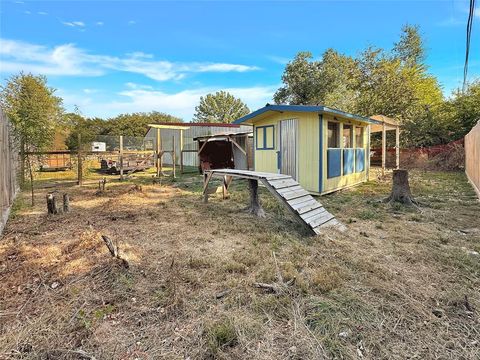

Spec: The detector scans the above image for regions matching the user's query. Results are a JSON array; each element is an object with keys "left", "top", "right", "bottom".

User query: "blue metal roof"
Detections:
[{"left": 233, "top": 104, "right": 381, "bottom": 125}]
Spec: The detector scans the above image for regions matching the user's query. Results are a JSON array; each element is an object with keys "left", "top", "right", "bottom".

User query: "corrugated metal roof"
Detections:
[{"left": 232, "top": 104, "right": 381, "bottom": 125}]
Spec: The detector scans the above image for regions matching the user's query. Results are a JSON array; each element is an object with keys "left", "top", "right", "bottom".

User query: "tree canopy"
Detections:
[
  {"left": 193, "top": 91, "right": 250, "bottom": 123},
  {"left": 0, "top": 72, "right": 64, "bottom": 204},
  {"left": 273, "top": 25, "right": 459, "bottom": 146}
]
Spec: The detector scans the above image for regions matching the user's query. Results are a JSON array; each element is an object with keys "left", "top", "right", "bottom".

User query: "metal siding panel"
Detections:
[{"left": 280, "top": 119, "right": 297, "bottom": 179}]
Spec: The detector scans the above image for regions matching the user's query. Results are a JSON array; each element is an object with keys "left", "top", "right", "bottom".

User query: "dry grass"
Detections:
[{"left": 0, "top": 169, "right": 479, "bottom": 359}]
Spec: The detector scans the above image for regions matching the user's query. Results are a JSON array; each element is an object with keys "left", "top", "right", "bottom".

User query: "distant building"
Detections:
[{"left": 91, "top": 142, "right": 107, "bottom": 152}]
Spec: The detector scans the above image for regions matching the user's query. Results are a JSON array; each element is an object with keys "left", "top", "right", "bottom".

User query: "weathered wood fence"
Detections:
[
  {"left": 465, "top": 120, "right": 480, "bottom": 199},
  {"left": 0, "top": 108, "right": 19, "bottom": 235}
]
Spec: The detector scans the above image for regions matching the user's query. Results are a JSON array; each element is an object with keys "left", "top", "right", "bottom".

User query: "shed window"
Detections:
[
  {"left": 355, "top": 127, "right": 364, "bottom": 148},
  {"left": 256, "top": 125, "right": 275, "bottom": 150},
  {"left": 327, "top": 122, "right": 340, "bottom": 148},
  {"left": 343, "top": 124, "right": 353, "bottom": 148}
]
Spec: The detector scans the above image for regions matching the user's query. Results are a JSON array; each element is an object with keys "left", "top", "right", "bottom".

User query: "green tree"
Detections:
[
  {"left": 274, "top": 50, "right": 358, "bottom": 111},
  {"left": 393, "top": 24, "right": 425, "bottom": 67},
  {"left": 193, "top": 91, "right": 250, "bottom": 123},
  {"left": 0, "top": 73, "right": 63, "bottom": 204}
]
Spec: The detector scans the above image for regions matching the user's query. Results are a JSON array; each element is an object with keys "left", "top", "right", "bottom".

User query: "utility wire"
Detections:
[{"left": 464, "top": 0, "right": 476, "bottom": 91}]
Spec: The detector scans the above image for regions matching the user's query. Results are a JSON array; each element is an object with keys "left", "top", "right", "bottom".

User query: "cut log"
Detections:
[
  {"left": 384, "top": 169, "right": 416, "bottom": 205},
  {"left": 46, "top": 193, "right": 58, "bottom": 215},
  {"left": 246, "top": 179, "right": 265, "bottom": 217}
]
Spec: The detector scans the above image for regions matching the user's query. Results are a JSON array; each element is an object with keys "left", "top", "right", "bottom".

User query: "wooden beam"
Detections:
[
  {"left": 198, "top": 140, "right": 208, "bottom": 155},
  {"left": 230, "top": 137, "right": 247, "bottom": 156},
  {"left": 172, "top": 135, "right": 176, "bottom": 178}
]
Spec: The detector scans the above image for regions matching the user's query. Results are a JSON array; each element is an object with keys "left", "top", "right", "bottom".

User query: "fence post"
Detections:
[
  {"left": 172, "top": 135, "right": 176, "bottom": 178},
  {"left": 180, "top": 129, "right": 184, "bottom": 174},
  {"left": 77, "top": 133, "right": 83, "bottom": 186},
  {"left": 119, "top": 135, "right": 124, "bottom": 180},
  {"left": 156, "top": 128, "right": 161, "bottom": 177}
]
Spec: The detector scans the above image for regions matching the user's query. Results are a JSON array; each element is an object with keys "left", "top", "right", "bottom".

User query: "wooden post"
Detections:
[
  {"left": 244, "top": 135, "right": 250, "bottom": 170},
  {"left": 156, "top": 128, "right": 161, "bottom": 177},
  {"left": 119, "top": 135, "right": 124, "bottom": 180},
  {"left": 63, "top": 193, "right": 70, "bottom": 213},
  {"left": 246, "top": 179, "right": 265, "bottom": 217},
  {"left": 203, "top": 172, "right": 209, "bottom": 203},
  {"left": 180, "top": 129, "right": 184, "bottom": 174},
  {"left": 381, "top": 122, "right": 386, "bottom": 176},
  {"left": 172, "top": 135, "right": 176, "bottom": 178},
  {"left": 77, "top": 134, "right": 83, "bottom": 186},
  {"left": 395, "top": 126, "right": 400, "bottom": 170},
  {"left": 367, "top": 125, "right": 371, "bottom": 181}
]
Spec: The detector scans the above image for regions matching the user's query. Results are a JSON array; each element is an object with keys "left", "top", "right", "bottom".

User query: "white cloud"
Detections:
[
  {"left": 128, "top": 20, "right": 136, "bottom": 25},
  {"left": 24, "top": 10, "right": 31, "bottom": 15},
  {"left": 0, "top": 38, "right": 260, "bottom": 81},
  {"left": 60, "top": 85, "right": 276, "bottom": 120},
  {"left": 62, "top": 21, "right": 85, "bottom": 27},
  {"left": 38, "top": 11, "right": 48, "bottom": 15},
  {"left": 83, "top": 88, "right": 99, "bottom": 94},
  {"left": 96, "top": 21, "right": 104, "bottom": 26}
]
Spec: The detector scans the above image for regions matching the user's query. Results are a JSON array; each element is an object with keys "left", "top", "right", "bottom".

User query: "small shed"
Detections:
[
  {"left": 233, "top": 104, "right": 382, "bottom": 195},
  {"left": 193, "top": 131, "right": 253, "bottom": 172},
  {"left": 144, "top": 122, "right": 252, "bottom": 168}
]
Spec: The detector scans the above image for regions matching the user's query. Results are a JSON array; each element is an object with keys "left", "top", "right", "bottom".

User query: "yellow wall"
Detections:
[
  {"left": 252, "top": 111, "right": 369, "bottom": 194},
  {"left": 253, "top": 112, "right": 319, "bottom": 192}
]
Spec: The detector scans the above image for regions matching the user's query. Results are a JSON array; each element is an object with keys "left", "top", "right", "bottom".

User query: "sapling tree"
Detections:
[{"left": 0, "top": 73, "right": 63, "bottom": 205}]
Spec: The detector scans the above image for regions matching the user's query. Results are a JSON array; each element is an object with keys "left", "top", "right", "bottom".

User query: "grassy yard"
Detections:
[{"left": 0, "top": 169, "right": 479, "bottom": 359}]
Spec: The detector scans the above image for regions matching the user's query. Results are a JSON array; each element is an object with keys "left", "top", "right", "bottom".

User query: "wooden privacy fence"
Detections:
[
  {"left": 0, "top": 108, "right": 19, "bottom": 235},
  {"left": 465, "top": 120, "right": 480, "bottom": 199}
]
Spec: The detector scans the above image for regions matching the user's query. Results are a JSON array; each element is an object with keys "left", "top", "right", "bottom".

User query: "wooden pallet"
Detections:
[{"left": 204, "top": 169, "right": 345, "bottom": 235}]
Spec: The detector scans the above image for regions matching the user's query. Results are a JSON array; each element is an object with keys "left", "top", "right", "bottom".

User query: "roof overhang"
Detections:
[
  {"left": 148, "top": 124, "right": 190, "bottom": 130},
  {"left": 233, "top": 104, "right": 381, "bottom": 125},
  {"left": 369, "top": 115, "right": 400, "bottom": 133}
]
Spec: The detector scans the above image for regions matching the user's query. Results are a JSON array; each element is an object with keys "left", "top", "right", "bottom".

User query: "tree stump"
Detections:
[
  {"left": 384, "top": 169, "right": 416, "bottom": 205},
  {"left": 246, "top": 179, "right": 266, "bottom": 217},
  {"left": 63, "top": 193, "right": 70, "bottom": 213},
  {"left": 46, "top": 193, "right": 58, "bottom": 215}
]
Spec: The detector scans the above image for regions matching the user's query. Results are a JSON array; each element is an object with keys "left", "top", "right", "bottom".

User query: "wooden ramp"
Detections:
[{"left": 203, "top": 169, "right": 345, "bottom": 235}]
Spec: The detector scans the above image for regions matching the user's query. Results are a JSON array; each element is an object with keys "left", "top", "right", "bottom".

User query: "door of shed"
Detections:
[{"left": 279, "top": 119, "right": 298, "bottom": 179}]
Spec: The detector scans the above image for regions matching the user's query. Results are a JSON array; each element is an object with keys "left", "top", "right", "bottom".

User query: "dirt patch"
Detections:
[{"left": 1, "top": 170, "right": 479, "bottom": 359}]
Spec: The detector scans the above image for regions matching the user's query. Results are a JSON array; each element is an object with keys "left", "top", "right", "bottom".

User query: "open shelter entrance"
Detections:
[{"left": 370, "top": 115, "right": 401, "bottom": 176}]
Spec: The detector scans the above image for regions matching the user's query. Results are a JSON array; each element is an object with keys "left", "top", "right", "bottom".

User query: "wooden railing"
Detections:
[{"left": 465, "top": 120, "right": 480, "bottom": 199}]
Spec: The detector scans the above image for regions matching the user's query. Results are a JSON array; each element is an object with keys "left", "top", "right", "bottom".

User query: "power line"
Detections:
[{"left": 464, "top": 0, "right": 476, "bottom": 91}]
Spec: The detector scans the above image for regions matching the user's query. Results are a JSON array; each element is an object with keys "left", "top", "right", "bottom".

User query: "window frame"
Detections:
[
  {"left": 327, "top": 121, "right": 341, "bottom": 149},
  {"left": 342, "top": 124, "right": 353, "bottom": 149},
  {"left": 255, "top": 125, "right": 275, "bottom": 150},
  {"left": 355, "top": 126, "right": 365, "bottom": 148}
]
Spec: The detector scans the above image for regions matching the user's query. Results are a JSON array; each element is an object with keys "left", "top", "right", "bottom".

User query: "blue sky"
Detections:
[{"left": 0, "top": 0, "right": 479, "bottom": 120}]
